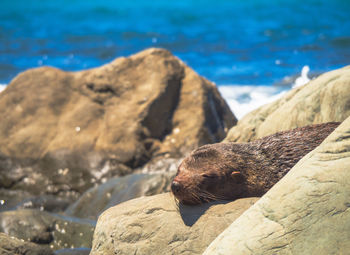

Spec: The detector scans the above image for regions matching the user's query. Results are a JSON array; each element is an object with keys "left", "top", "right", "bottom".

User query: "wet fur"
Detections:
[{"left": 172, "top": 122, "right": 340, "bottom": 205}]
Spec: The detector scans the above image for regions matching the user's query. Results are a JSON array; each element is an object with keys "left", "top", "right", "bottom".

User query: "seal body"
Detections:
[{"left": 171, "top": 122, "right": 340, "bottom": 205}]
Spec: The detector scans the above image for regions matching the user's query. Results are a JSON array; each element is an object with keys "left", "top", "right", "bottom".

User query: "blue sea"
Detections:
[{"left": 1, "top": 0, "right": 350, "bottom": 118}]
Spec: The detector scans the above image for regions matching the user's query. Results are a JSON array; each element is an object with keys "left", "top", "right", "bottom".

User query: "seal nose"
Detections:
[{"left": 171, "top": 181, "right": 181, "bottom": 194}]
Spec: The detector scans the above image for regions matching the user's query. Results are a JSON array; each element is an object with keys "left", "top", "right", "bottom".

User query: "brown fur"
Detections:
[{"left": 171, "top": 122, "right": 340, "bottom": 205}]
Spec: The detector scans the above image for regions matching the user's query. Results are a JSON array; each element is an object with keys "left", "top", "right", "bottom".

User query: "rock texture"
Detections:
[
  {"left": 53, "top": 248, "right": 91, "bottom": 255},
  {"left": 0, "top": 232, "right": 53, "bottom": 255},
  {"left": 65, "top": 171, "right": 176, "bottom": 220},
  {"left": 204, "top": 116, "right": 350, "bottom": 255},
  {"left": 0, "top": 48, "right": 236, "bottom": 200},
  {"left": 0, "top": 209, "right": 95, "bottom": 251},
  {"left": 90, "top": 193, "right": 258, "bottom": 255},
  {"left": 225, "top": 65, "right": 350, "bottom": 142}
]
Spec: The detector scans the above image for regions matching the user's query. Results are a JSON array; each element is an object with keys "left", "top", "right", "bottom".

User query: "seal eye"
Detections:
[
  {"left": 202, "top": 174, "right": 217, "bottom": 179},
  {"left": 231, "top": 171, "right": 244, "bottom": 184}
]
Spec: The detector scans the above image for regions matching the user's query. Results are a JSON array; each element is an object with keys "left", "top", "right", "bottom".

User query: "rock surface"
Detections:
[
  {"left": 0, "top": 48, "right": 235, "bottom": 200},
  {"left": 225, "top": 65, "right": 350, "bottom": 142},
  {"left": 54, "top": 248, "right": 91, "bottom": 255},
  {"left": 0, "top": 232, "right": 53, "bottom": 255},
  {"left": 90, "top": 193, "right": 258, "bottom": 255},
  {"left": 0, "top": 209, "right": 95, "bottom": 251},
  {"left": 65, "top": 171, "right": 176, "bottom": 220},
  {"left": 204, "top": 116, "right": 350, "bottom": 254}
]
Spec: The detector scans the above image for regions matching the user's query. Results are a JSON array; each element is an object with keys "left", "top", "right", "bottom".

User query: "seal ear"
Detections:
[{"left": 231, "top": 171, "right": 244, "bottom": 184}]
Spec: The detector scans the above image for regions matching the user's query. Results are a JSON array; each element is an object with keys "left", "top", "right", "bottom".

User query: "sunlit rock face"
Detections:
[{"left": 90, "top": 193, "right": 258, "bottom": 255}]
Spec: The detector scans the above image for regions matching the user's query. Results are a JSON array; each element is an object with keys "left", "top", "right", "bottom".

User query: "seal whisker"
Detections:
[
  {"left": 190, "top": 191, "right": 202, "bottom": 204},
  {"left": 188, "top": 188, "right": 205, "bottom": 204},
  {"left": 193, "top": 188, "right": 220, "bottom": 203},
  {"left": 203, "top": 190, "right": 228, "bottom": 200},
  {"left": 197, "top": 190, "right": 224, "bottom": 202},
  {"left": 197, "top": 191, "right": 215, "bottom": 200}
]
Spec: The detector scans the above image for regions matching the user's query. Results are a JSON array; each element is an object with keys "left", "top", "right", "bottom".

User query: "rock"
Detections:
[
  {"left": 0, "top": 209, "right": 95, "bottom": 251},
  {"left": 65, "top": 171, "right": 176, "bottom": 220},
  {"left": 90, "top": 193, "right": 258, "bottom": 255},
  {"left": 54, "top": 248, "right": 90, "bottom": 255},
  {"left": 204, "top": 116, "right": 350, "bottom": 254},
  {"left": 1, "top": 194, "right": 71, "bottom": 213},
  {"left": 0, "top": 232, "right": 53, "bottom": 255},
  {"left": 0, "top": 144, "right": 102, "bottom": 206},
  {"left": 0, "top": 48, "right": 235, "bottom": 200},
  {"left": 0, "top": 188, "right": 32, "bottom": 212},
  {"left": 225, "top": 65, "right": 350, "bottom": 142}
]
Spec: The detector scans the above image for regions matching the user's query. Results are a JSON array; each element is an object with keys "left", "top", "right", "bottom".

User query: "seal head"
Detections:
[{"left": 172, "top": 144, "right": 251, "bottom": 205}]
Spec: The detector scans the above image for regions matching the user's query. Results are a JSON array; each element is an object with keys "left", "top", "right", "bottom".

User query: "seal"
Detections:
[{"left": 171, "top": 122, "right": 340, "bottom": 205}]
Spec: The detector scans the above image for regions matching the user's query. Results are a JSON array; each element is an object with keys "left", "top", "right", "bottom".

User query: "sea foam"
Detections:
[
  {"left": 218, "top": 85, "right": 288, "bottom": 120},
  {"left": 0, "top": 84, "right": 6, "bottom": 93},
  {"left": 219, "top": 65, "right": 313, "bottom": 119},
  {"left": 293, "top": 65, "right": 310, "bottom": 88}
]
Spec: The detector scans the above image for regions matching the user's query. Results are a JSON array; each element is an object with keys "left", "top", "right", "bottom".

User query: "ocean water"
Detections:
[{"left": 1, "top": 0, "right": 350, "bottom": 118}]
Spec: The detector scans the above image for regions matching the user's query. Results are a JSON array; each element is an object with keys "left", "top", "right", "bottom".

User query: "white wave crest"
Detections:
[
  {"left": 293, "top": 65, "right": 310, "bottom": 88},
  {"left": 218, "top": 85, "right": 288, "bottom": 119},
  {"left": 0, "top": 84, "right": 6, "bottom": 93}
]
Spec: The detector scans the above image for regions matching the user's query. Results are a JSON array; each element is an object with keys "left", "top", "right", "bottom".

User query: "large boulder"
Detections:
[
  {"left": 225, "top": 65, "right": 350, "bottom": 142},
  {"left": 204, "top": 116, "right": 350, "bottom": 254},
  {"left": 0, "top": 209, "right": 95, "bottom": 251},
  {"left": 0, "top": 232, "right": 53, "bottom": 255},
  {"left": 0, "top": 48, "right": 236, "bottom": 200},
  {"left": 90, "top": 193, "right": 258, "bottom": 255}
]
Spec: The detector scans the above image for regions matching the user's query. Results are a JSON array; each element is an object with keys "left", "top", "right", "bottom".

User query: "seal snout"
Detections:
[{"left": 171, "top": 180, "right": 182, "bottom": 194}]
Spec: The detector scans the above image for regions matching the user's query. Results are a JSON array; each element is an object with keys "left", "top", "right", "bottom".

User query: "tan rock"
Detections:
[
  {"left": 204, "top": 116, "right": 350, "bottom": 255},
  {"left": 0, "top": 48, "right": 236, "bottom": 198},
  {"left": 90, "top": 193, "right": 258, "bottom": 255},
  {"left": 1, "top": 48, "right": 235, "bottom": 163},
  {"left": 225, "top": 65, "right": 350, "bottom": 142}
]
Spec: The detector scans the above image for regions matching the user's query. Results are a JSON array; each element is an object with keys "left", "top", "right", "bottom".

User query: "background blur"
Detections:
[{"left": 1, "top": 0, "right": 350, "bottom": 117}]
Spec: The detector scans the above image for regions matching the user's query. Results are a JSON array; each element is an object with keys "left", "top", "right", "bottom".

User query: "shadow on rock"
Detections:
[{"left": 178, "top": 200, "right": 230, "bottom": 227}]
